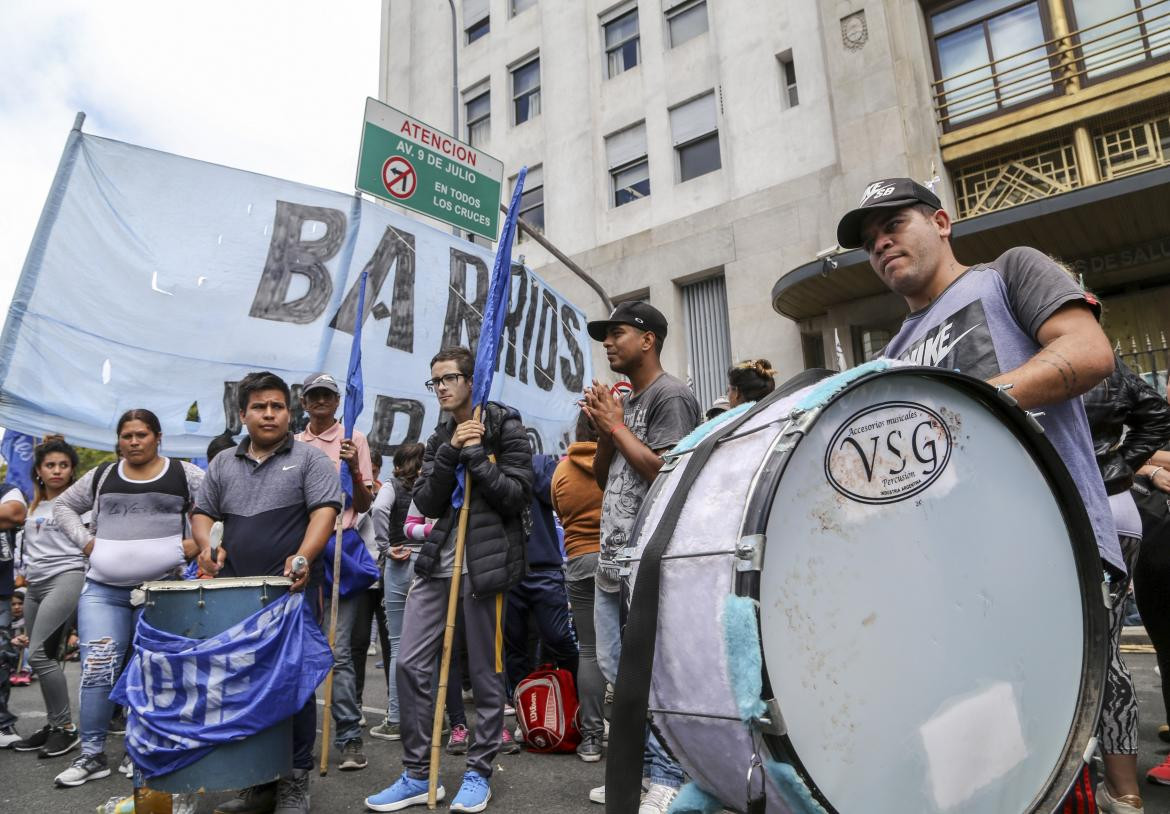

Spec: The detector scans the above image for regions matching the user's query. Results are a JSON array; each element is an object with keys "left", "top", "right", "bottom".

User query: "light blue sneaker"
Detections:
[
  {"left": 365, "top": 773, "right": 443, "bottom": 812},
  {"left": 450, "top": 771, "right": 492, "bottom": 813}
]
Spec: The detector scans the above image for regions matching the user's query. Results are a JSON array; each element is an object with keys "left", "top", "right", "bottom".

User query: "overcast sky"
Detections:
[{"left": 0, "top": 1, "right": 382, "bottom": 315}]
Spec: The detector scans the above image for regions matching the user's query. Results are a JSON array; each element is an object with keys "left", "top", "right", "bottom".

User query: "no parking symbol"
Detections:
[{"left": 382, "top": 156, "right": 417, "bottom": 200}]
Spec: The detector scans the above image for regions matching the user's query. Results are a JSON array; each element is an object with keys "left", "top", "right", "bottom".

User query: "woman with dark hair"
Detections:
[
  {"left": 726, "top": 359, "right": 777, "bottom": 407},
  {"left": 50, "top": 409, "right": 204, "bottom": 788},
  {"left": 8, "top": 438, "right": 84, "bottom": 758},
  {"left": 369, "top": 442, "right": 429, "bottom": 742}
]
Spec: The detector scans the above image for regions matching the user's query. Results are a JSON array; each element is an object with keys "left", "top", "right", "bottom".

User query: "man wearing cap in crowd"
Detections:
[
  {"left": 295, "top": 372, "right": 379, "bottom": 774},
  {"left": 580, "top": 301, "right": 701, "bottom": 813},
  {"left": 837, "top": 178, "right": 1138, "bottom": 813}
]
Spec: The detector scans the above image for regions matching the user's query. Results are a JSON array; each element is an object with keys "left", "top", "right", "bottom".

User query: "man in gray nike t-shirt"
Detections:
[{"left": 837, "top": 177, "right": 1135, "bottom": 810}]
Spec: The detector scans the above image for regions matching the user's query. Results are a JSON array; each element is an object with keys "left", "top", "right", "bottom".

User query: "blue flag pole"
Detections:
[
  {"left": 428, "top": 169, "right": 527, "bottom": 805},
  {"left": 321, "top": 269, "right": 368, "bottom": 777}
]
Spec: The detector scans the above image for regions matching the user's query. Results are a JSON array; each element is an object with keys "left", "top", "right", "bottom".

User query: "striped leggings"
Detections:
[{"left": 1062, "top": 534, "right": 1141, "bottom": 814}]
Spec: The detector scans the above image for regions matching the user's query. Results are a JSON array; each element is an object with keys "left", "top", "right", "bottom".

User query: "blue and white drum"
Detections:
[{"left": 625, "top": 364, "right": 1108, "bottom": 814}]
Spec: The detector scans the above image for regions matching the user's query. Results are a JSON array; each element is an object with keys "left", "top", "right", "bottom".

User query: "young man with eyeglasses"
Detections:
[{"left": 365, "top": 347, "right": 532, "bottom": 814}]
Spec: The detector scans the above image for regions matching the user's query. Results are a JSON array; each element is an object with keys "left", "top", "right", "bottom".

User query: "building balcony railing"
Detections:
[
  {"left": 950, "top": 104, "right": 1170, "bottom": 218},
  {"left": 933, "top": 0, "right": 1170, "bottom": 131}
]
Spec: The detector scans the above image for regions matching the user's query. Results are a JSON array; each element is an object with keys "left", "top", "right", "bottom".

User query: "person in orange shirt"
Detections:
[{"left": 551, "top": 412, "right": 604, "bottom": 763}]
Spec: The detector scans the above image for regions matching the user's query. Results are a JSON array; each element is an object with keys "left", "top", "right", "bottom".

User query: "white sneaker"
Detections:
[
  {"left": 589, "top": 785, "right": 605, "bottom": 805},
  {"left": 55, "top": 752, "right": 112, "bottom": 787},
  {"left": 638, "top": 784, "right": 679, "bottom": 814},
  {"left": 1096, "top": 783, "right": 1144, "bottom": 814},
  {"left": 0, "top": 725, "right": 20, "bottom": 748}
]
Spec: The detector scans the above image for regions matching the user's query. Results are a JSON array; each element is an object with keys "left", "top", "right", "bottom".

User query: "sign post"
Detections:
[{"left": 357, "top": 97, "right": 504, "bottom": 241}]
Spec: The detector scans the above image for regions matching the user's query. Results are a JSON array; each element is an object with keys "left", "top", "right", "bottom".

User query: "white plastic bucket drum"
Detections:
[{"left": 623, "top": 364, "right": 1108, "bottom": 814}]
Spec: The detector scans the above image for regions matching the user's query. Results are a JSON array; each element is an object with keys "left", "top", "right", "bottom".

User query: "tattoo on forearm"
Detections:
[{"left": 1036, "top": 348, "right": 1079, "bottom": 398}]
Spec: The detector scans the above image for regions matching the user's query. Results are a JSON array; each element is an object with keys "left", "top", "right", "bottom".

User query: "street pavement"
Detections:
[{"left": 2, "top": 647, "right": 1169, "bottom": 812}]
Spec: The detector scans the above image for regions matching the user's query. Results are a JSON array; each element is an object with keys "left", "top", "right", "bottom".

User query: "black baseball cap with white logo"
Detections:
[
  {"left": 587, "top": 301, "right": 669, "bottom": 343},
  {"left": 302, "top": 372, "right": 340, "bottom": 395},
  {"left": 835, "top": 178, "right": 943, "bottom": 250}
]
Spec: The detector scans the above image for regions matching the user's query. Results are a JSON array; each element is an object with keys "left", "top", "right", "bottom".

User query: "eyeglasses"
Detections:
[{"left": 424, "top": 373, "right": 466, "bottom": 392}]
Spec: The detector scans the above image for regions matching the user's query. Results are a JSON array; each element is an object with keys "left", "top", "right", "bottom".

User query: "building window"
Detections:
[
  {"left": 681, "top": 275, "right": 732, "bottom": 409},
  {"left": 465, "top": 88, "right": 490, "bottom": 148},
  {"left": 929, "top": 0, "right": 1052, "bottom": 127},
  {"left": 606, "top": 122, "right": 649, "bottom": 207},
  {"left": 801, "top": 332, "right": 825, "bottom": 370},
  {"left": 604, "top": 6, "right": 640, "bottom": 78},
  {"left": 515, "top": 165, "right": 544, "bottom": 238},
  {"left": 778, "top": 51, "right": 799, "bottom": 107},
  {"left": 464, "top": 0, "right": 490, "bottom": 43},
  {"left": 670, "top": 91, "right": 721, "bottom": 182},
  {"left": 666, "top": 0, "right": 707, "bottom": 47},
  {"left": 512, "top": 0, "right": 537, "bottom": 15},
  {"left": 512, "top": 58, "right": 541, "bottom": 124},
  {"left": 1070, "top": 0, "right": 1170, "bottom": 80}
]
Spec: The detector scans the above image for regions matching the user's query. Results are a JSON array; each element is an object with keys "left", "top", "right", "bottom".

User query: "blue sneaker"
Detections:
[
  {"left": 450, "top": 771, "right": 492, "bottom": 813},
  {"left": 365, "top": 773, "right": 443, "bottom": 812}
]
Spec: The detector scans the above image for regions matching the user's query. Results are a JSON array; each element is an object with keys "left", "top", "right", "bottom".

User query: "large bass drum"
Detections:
[{"left": 623, "top": 364, "right": 1108, "bottom": 814}]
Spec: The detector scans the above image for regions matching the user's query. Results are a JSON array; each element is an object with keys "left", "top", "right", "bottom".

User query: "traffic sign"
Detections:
[
  {"left": 382, "top": 156, "right": 417, "bottom": 199},
  {"left": 356, "top": 97, "right": 504, "bottom": 240}
]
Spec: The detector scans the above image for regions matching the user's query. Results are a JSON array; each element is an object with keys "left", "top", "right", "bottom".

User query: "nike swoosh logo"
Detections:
[
  {"left": 934, "top": 323, "right": 982, "bottom": 362},
  {"left": 282, "top": 465, "right": 298, "bottom": 471}
]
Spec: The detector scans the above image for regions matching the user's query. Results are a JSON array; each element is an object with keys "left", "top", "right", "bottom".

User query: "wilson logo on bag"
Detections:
[{"left": 513, "top": 664, "right": 581, "bottom": 753}]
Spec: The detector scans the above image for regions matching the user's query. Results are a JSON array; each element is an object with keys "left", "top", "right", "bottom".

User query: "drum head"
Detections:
[{"left": 758, "top": 372, "right": 1100, "bottom": 813}]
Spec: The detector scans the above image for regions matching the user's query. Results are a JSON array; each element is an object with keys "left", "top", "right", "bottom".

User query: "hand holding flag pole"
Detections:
[
  {"left": 320, "top": 270, "right": 368, "bottom": 776},
  {"left": 427, "top": 168, "right": 526, "bottom": 807}
]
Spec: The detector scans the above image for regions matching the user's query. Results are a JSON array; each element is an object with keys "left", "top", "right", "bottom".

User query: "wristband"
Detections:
[
  {"left": 1151, "top": 466, "right": 1165, "bottom": 480},
  {"left": 611, "top": 422, "right": 626, "bottom": 437}
]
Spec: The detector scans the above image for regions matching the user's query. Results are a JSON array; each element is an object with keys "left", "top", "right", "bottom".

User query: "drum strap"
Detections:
[{"left": 605, "top": 368, "right": 834, "bottom": 814}]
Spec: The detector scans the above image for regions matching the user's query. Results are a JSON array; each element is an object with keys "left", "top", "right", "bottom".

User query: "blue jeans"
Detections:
[
  {"left": 78, "top": 580, "right": 140, "bottom": 757},
  {"left": 322, "top": 592, "right": 361, "bottom": 747},
  {"left": 594, "top": 583, "right": 684, "bottom": 789},
  {"left": 382, "top": 554, "right": 416, "bottom": 725}
]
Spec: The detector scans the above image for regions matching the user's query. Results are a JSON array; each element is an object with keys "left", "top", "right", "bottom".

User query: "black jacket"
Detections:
[
  {"left": 1084, "top": 354, "right": 1170, "bottom": 495},
  {"left": 412, "top": 401, "right": 533, "bottom": 596}
]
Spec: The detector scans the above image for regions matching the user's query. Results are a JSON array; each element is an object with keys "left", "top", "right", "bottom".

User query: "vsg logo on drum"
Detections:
[{"left": 824, "top": 401, "right": 952, "bottom": 504}]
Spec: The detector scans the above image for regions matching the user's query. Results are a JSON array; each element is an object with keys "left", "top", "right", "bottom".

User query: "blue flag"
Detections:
[
  {"left": 0, "top": 430, "right": 35, "bottom": 499},
  {"left": 340, "top": 270, "right": 369, "bottom": 502},
  {"left": 110, "top": 592, "right": 333, "bottom": 778},
  {"left": 452, "top": 167, "right": 526, "bottom": 509}
]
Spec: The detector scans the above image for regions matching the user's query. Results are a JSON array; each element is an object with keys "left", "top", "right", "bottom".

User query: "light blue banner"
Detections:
[{"left": 0, "top": 133, "right": 590, "bottom": 457}]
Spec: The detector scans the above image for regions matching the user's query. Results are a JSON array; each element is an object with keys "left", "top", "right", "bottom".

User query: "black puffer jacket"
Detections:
[
  {"left": 1083, "top": 354, "right": 1170, "bottom": 495},
  {"left": 413, "top": 401, "right": 533, "bottom": 596}
]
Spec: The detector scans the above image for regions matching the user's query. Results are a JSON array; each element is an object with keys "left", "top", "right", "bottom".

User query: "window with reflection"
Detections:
[
  {"left": 929, "top": 0, "right": 1052, "bottom": 126},
  {"left": 1069, "top": 0, "right": 1170, "bottom": 80},
  {"left": 604, "top": 7, "right": 640, "bottom": 78}
]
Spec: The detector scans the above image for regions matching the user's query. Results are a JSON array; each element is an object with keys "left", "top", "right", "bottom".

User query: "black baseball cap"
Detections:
[
  {"left": 836, "top": 178, "right": 943, "bottom": 250},
  {"left": 302, "top": 372, "right": 340, "bottom": 395},
  {"left": 587, "top": 301, "right": 668, "bottom": 343}
]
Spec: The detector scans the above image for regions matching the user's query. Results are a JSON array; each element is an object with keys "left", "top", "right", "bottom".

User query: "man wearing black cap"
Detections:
[
  {"left": 580, "top": 301, "right": 700, "bottom": 812},
  {"left": 838, "top": 179, "right": 1136, "bottom": 812}
]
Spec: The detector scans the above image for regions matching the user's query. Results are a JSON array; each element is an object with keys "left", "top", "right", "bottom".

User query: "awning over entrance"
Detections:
[{"left": 772, "top": 165, "right": 1170, "bottom": 321}]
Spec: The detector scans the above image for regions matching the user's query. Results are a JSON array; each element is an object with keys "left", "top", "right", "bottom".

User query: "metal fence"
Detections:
[{"left": 1117, "top": 333, "right": 1170, "bottom": 393}]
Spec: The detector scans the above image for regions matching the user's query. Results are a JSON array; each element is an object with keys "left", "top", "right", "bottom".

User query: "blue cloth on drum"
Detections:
[
  {"left": 721, "top": 595, "right": 765, "bottom": 721},
  {"left": 793, "top": 359, "right": 890, "bottom": 412},
  {"left": 110, "top": 591, "right": 332, "bottom": 778},
  {"left": 765, "top": 760, "right": 829, "bottom": 814},
  {"left": 670, "top": 782, "right": 723, "bottom": 814},
  {"left": 322, "top": 527, "right": 380, "bottom": 597},
  {"left": 669, "top": 403, "right": 752, "bottom": 456}
]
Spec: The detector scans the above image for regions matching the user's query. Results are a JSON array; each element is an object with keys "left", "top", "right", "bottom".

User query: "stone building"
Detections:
[{"left": 379, "top": 0, "right": 1170, "bottom": 399}]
